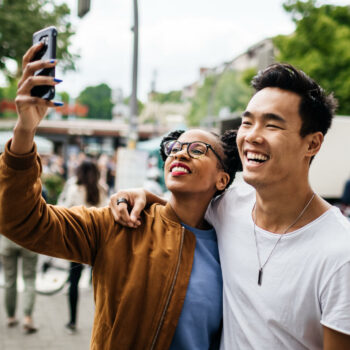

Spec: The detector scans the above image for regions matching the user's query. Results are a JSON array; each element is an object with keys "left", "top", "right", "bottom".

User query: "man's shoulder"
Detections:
[
  {"left": 323, "top": 206, "right": 350, "bottom": 241},
  {"left": 312, "top": 207, "right": 350, "bottom": 261},
  {"left": 321, "top": 206, "right": 350, "bottom": 231},
  {"left": 206, "top": 182, "right": 255, "bottom": 224},
  {"left": 212, "top": 182, "right": 255, "bottom": 207}
]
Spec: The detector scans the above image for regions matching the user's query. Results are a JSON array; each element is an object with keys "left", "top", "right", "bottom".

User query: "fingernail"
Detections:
[
  {"left": 54, "top": 102, "right": 64, "bottom": 106},
  {"left": 53, "top": 78, "right": 63, "bottom": 83},
  {"left": 50, "top": 59, "right": 56, "bottom": 64}
]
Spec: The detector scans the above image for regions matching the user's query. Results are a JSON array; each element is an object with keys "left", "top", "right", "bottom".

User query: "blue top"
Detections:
[{"left": 169, "top": 223, "right": 223, "bottom": 350}]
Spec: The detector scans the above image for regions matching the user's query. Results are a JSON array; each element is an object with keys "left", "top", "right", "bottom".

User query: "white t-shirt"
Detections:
[{"left": 206, "top": 184, "right": 350, "bottom": 350}]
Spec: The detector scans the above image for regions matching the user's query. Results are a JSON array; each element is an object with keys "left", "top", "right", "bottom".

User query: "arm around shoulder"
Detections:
[{"left": 109, "top": 188, "right": 167, "bottom": 227}]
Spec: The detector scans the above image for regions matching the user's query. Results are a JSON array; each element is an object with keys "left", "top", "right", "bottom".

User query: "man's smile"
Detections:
[{"left": 244, "top": 151, "right": 270, "bottom": 167}]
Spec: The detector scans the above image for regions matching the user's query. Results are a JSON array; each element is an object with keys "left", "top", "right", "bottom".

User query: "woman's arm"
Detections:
[
  {"left": 11, "top": 42, "right": 61, "bottom": 155},
  {"left": 0, "top": 44, "right": 111, "bottom": 265},
  {"left": 0, "top": 141, "right": 110, "bottom": 265},
  {"left": 109, "top": 189, "right": 167, "bottom": 227}
]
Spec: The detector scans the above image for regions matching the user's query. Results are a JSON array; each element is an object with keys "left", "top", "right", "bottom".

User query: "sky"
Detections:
[{"left": 57, "top": 0, "right": 349, "bottom": 102}]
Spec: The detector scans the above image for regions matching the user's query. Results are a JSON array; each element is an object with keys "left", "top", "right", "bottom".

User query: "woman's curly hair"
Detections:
[{"left": 159, "top": 129, "right": 242, "bottom": 198}]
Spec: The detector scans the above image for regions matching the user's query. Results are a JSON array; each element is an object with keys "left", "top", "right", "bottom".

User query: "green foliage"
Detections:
[
  {"left": 0, "top": 80, "right": 18, "bottom": 118},
  {"left": 0, "top": 79, "right": 17, "bottom": 100},
  {"left": 59, "top": 91, "right": 70, "bottom": 104},
  {"left": 187, "top": 71, "right": 252, "bottom": 126},
  {"left": 241, "top": 67, "right": 258, "bottom": 87},
  {"left": 123, "top": 96, "right": 145, "bottom": 115},
  {"left": 57, "top": 91, "right": 70, "bottom": 118},
  {"left": 151, "top": 90, "right": 182, "bottom": 103},
  {"left": 187, "top": 75, "right": 215, "bottom": 126},
  {"left": 274, "top": 0, "right": 350, "bottom": 114},
  {"left": 213, "top": 71, "right": 253, "bottom": 115},
  {"left": 42, "top": 173, "right": 65, "bottom": 204},
  {"left": 77, "top": 83, "right": 114, "bottom": 120},
  {"left": 0, "top": 0, "right": 77, "bottom": 80}
]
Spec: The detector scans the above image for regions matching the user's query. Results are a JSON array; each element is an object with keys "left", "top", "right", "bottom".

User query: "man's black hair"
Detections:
[
  {"left": 159, "top": 129, "right": 242, "bottom": 198},
  {"left": 252, "top": 63, "right": 337, "bottom": 137}
]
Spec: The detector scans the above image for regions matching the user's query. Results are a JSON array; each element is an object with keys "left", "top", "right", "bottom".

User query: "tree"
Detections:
[
  {"left": 77, "top": 83, "right": 114, "bottom": 120},
  {"left": 123, "top": 96, "right": 144, "bottom": 115},
  {"left": 213, "top": 70, "right": 253, "bottom": 117},
  {"left": 151, "top": 90, "right": 182, "bottom": 104},
  {"left": 187, "top": 70, "right": 252, "bottom": 126},
  {"left": 0, "top": 0, "right": 77, "bottom": 80},
  {"left": 274, "top": 0, "right": 350, "bottom": 114},
  {"left": 0, "top": 80, "right": 19, "bottom": 118}
]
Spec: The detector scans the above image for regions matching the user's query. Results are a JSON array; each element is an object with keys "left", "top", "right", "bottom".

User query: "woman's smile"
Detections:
[{"left": 170, "top": 162, "right": 191, "bottom": 176}]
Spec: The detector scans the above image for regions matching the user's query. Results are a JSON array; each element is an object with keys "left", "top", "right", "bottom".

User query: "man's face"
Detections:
[{"left": 237, "top": 87, "right": 312, "bottom": 189}]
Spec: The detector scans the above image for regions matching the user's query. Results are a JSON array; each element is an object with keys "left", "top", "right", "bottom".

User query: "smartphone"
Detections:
[{"left": 30, "top": 26, "right": 57, "bottom": 100}]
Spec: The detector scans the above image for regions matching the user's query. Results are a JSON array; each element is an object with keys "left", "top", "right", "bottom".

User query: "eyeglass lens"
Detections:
[{"left": 165, "top": 141, "right": 207, "bottom": 158}]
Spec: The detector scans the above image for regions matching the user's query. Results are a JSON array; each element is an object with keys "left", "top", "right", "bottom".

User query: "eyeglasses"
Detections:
[{"left": 163, "top": 140, "right": 226, "bottom": 170}]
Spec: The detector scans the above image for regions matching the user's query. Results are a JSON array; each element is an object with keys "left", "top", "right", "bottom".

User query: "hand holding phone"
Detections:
[{"left": 30, "top": 26, "right": 57, "bottom": 100}]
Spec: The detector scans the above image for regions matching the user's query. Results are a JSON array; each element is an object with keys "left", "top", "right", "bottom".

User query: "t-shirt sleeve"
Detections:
[
  {"left": 205, "top": 189, "right": 233, "bottom": 227},
  {"left": 320, "top": 262, "right": 350, "bottom": 335}
]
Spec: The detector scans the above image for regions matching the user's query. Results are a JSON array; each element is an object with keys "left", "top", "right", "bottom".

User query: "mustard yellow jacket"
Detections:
[{"left": 0, "top": 141, "right": 196, "bottom": 350}]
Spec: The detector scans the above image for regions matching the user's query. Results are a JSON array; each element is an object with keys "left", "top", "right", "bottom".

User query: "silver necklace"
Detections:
[{"left": 253, "top": 193, "right": 315, "bottom": 286}]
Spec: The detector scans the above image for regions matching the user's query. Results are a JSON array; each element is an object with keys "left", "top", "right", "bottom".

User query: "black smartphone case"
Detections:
[{"left": 30, "top": 26, "right": 57, "bottom": 100}]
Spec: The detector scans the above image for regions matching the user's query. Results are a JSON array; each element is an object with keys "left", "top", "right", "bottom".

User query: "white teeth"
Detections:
[
  {"left": 171, "top": 166, "right": 189, "bottom": 173},
  {"left": 247, "top": 152, "right": 268, "bottom": 161}
]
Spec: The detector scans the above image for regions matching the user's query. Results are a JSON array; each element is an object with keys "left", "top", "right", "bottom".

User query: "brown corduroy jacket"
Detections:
[{"left": 0, "top": 141, "right": 196, "bottom": 350}]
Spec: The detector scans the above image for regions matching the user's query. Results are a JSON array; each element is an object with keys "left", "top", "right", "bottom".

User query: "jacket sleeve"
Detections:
[{"left": 0, "top": 140, "right": 112, "bottom": 266}]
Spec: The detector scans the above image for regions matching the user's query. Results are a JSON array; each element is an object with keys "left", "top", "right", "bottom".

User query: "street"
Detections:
[{"left": 0, "top": 262, "right": 94, "bottom": 350}]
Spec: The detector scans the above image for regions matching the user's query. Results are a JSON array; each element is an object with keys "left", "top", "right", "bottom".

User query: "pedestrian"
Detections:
[
  {"left": 57, "top": 159, "right": 108, "bottom": 334},
  {"left": 110, "top": 63, "right": 350, "bottom": 349},
  {"left": 0, "top": 187, "right": 48, "bottom": 333},
  {"left": 0, "top": 237, "right": 38, "bottom": 333},
  {"left": 0, "top": 42, "right": 242, "bottom": 349}
]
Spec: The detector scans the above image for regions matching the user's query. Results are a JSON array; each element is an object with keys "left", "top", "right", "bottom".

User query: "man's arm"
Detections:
[
  {"left": 320, "top": 260, "right": 350, "bottom": 350},
  {"left": 323, "top": 326, "right": 350, "bottom": 350},
  {"left": 109, "top": 189, "right": 167, "bottom": 227}
]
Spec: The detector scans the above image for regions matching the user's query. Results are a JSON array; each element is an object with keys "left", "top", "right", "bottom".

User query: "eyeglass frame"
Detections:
[{"left": 163, "top": 140, "right": 227, "bottom": 171}]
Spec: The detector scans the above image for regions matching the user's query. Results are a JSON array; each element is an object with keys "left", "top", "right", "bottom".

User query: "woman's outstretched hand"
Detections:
[{"left": 11, "top": 42, "right": 62, "bottom": 154}]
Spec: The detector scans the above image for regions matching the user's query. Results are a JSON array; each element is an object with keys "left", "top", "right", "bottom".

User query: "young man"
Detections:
[{"left": 111, "top": 63, "right": 350, "bottom": 349}]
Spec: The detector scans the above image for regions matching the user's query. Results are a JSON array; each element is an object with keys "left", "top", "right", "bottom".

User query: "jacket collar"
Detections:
[{"left": 158, "top": 202, "right": 183, "bottom": 226}]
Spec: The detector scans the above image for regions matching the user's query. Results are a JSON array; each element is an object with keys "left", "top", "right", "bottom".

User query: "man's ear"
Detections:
[
  {"left": 216, "top": 171, "right": 230, "bottom": 191},
  {"left": 306, "top": 131, "right": 323, "bottom": 158}
]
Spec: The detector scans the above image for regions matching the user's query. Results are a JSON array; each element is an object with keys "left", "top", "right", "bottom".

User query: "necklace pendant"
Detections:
[{"left": 258, "top": 268, "right": 263, "bottom": 286}]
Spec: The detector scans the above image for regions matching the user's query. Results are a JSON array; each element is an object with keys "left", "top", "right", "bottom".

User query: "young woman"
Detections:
[
  {"left": 57, "top": 160, "right": 108, "bottom": 333},
  {"left": 0, "top": 43, "right": 241, "bottom": 349}
]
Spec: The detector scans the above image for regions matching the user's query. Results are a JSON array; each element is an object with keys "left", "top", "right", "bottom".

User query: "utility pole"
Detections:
[
  {"left": 128, "top": 0, "right": 139, "bottom": 149},
  {"left": 77, "top": 0, "right": 90, "bottom": 18}
]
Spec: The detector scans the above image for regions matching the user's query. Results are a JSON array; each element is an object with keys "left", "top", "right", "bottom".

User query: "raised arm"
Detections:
[
  {"left": 12, "top": 42, "right": 62, "bottom": 155},
  {"left": 109, "top": 189, "right": 167, "bottom": 227},
  {"left": 0, "top": 44, "right": 110, "bottom": 265}
]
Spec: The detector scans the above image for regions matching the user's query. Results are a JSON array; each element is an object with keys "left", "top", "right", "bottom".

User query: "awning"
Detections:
[{"left": 0, "top": 131, "right": 54, "bottom": 155}]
